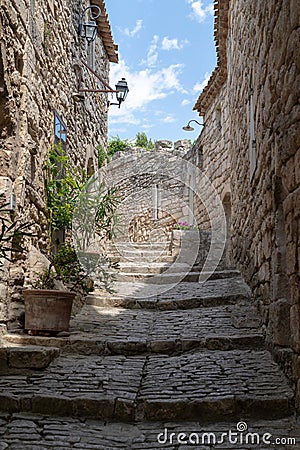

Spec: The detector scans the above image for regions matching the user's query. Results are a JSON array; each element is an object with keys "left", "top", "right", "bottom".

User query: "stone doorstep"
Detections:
[
  {"left": 2, "top": 333, "right": 265, "bottom": 356},
  {"left": 86, "top": 293, "right": 250, "bottom": 310},
  {"left": 0, "top": 350, "right": 294, "bottom": 423}
]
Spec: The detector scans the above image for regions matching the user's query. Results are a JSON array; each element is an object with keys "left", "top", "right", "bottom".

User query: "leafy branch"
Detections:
[
  {"left": 0, "top": 203, "right": 33, "bottom": 268},
  {"left": 44, "top": 143, "right": 87, "bottom": 232}
]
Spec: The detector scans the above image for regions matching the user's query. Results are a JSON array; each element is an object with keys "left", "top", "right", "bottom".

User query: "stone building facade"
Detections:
[
  {"left": 192, "top": 0, "right": 300, "bottom": 405},
  {"left": 107, "top": 140, "right": 192, "bottom": 244},
  {"left": 0, "top": 0, "right": 118, "bottom": 328}
]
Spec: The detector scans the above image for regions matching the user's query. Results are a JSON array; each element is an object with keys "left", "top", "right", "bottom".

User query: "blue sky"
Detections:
[{"left": 107, "top": 0, "right": 216, "bottom": 143}]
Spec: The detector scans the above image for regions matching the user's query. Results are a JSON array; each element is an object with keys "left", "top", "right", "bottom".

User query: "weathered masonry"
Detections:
[
  {"left": 192, "top": 0, "right": 300, "bottom": 406},
  {"left": 0, "top": 0, "right": 118, "bottom": 328}
]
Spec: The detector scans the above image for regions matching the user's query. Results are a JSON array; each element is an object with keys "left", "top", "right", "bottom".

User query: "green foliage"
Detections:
[
  {"left": 32, "top": 243, "right": 93, "bottom": 293},
  {"left": 173, "top": 221, "right": 199, "bottom": 230},
  {"left": 43, "top": 21, "right": 52, "bottom": 51},
  {"left": 135, "top": 132, "right": 155, "bottom": 150},
  {"left": 0, "top": 203, "right": 33, "bottom": 268},
  {"left": 33, "top": 243, "right": 119, "bottom": 294},
  {"left": 97, "top": 144, "right": 107, "bottom": 168},
  {"left": 45, "top": 144, "right": 87, "bottom": 232},
  {"left": 43, "top": 145, "right": 121, "bottom": 293},
  {"left": 107, "top": 136, "right": 130, "bottom": 159},
  {"left": 95, "top": 187, "right": 120, "bottom": 240}
]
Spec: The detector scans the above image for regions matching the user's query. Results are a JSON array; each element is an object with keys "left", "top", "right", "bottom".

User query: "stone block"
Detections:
[
  {"left": 286, "top": 241, "right": 297, "bottom": 276},
  {"left": 296, "top": 379, "right": 300, "bottom": 411},
  {"left": 0, "top": 177, "right": 13, "bottom": 203},
  {"left": 290, "top": 0, "right": 300, "bottom": 29},
  {"left": 7, "top": 346, "right": 60, "bottom": 369},
  {"left": 0, "top": 347, "right": 8, "bottom": 372},
  {"left": 292, "top": 354, "right": 300, "bottom": 380},
  {"left": 290, "top": 274, "right": 300, "bottom": 305},
  {"left": 267, "top": 299, "right": 291, "bottom": 347},
  {"left": 155, "top": 140, "right": 173, "bottom": 150},
  {"left": 9, "top": 266, "right": 25, "bottom": 286},
  {"left": 27, "top": 246, "right": 50, "bottom": 282},
  {"left": 8, "top": 302, "right": 24, "bottom": 322},
  {"left": 290, "top": 304, "right": 300, "bottom": 352}
]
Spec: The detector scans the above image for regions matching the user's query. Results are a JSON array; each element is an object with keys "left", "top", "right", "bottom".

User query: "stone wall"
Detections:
[
  {"left": 0, "top": 0, "right": 118, "bottom": 328},
  {"left": 107, "top": 140, "right": 193, "bottom": 244},
  {"left": 228, "top": 0, "right": 300, "bottom": 404},
  {"left": 185, "top": 88, "right": 231, "bottom": 267},
  {"left": 187, "top": 86, "right": 231, "bottom": 237},
  {"left": 193, "top": 0, "right": 300, "bottom": 405}
]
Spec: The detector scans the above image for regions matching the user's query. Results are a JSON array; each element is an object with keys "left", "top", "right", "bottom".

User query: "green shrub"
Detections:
[
  {"left": 97, "top": 144, "right": 107, "bottom": 168},
  {"left": 107, "top": 136, "right": 130, "bottom": 158},
  {"left": 135, "top": 132, "right": 155, "bottom": 150}
]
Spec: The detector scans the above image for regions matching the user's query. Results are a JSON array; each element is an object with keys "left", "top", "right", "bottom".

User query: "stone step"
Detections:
[
  {"left": 107, "top": 249, "right": 173, "bottom": 256},
  {"left": 117, "top": 263, "right": 239, "bottom": 278},
  {"left": 116, "top": 269, "right": 240, "bottom": 283},
  {"left": 111, "top": 242, "right": 172, "bottom": 250},
  {"left": 0, "top": 343, "right": 59, "bottom": 373},
  {"left": 0, "top": 412, "right": 299, "bottom": 449},
  {"left": 3, "top": 302, "right": 264, "bottom": 355},
  {"left": 0, "top": 350, "right": 293, "bottom": 422},
  {"left": 108, "top": 254, "right": 177, "bottom": 264},
  {"left": 87, "top": 277, "right": 252, "bottom": 309},
  {"left": 87, "top": 293, "right": 250, "bottom": 309}
]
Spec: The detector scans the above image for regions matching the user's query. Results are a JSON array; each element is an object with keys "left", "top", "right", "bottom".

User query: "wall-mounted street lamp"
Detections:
[
  {"left": 182, "top": 119, "right": 204, "bottom": 131},
  {"left": 78, "top": 5, "right": 101, "bottom": 45},
  {"left": 73, "top": 60, "right": 129, "bottom": 108},
  {"left": 109, "top": 78, "right": 129, "bottom": 108}
]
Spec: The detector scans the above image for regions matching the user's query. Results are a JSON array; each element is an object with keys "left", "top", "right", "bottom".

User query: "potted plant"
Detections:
[
  {"left": 23, "top": 243, "right": 92, "bottom": 334},
  {"left": 23, "top": 144, "right": 119, "bottom": 334}
]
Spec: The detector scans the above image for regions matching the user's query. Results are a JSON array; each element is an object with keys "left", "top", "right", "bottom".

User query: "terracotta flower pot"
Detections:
[{"left": 23, "top": 289, "right": 75, "bottom": 333}]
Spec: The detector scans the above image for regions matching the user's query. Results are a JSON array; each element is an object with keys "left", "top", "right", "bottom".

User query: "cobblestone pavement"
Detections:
[
  {"left": 0, "top": 349, "right": 293, "bottom": 421},
  {"left": 0, "top": 413, "right": 299, "bottom": 449},
  {"left": 0, "top": 269, "right": 298, "bottom": 449}
]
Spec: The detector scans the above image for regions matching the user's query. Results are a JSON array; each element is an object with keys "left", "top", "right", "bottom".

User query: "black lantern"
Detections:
[
  {"left": 115, "top": 78, "right": 129, "bottom": 108},
  {"left": 78, "top": 5, "right": 101, "bottom": 45}
]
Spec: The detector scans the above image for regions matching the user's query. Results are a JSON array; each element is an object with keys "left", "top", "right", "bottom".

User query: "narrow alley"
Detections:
[{"left": 0, "top": 242, "right": 299, "bottom": 449}]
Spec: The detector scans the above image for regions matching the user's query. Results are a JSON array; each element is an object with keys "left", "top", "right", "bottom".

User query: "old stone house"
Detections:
[
  {"left": 191, "top": 0, "right": 300, "bottom": 406},
  {"left": 0, "top": 0, "right": 119, "bottom": 328}
]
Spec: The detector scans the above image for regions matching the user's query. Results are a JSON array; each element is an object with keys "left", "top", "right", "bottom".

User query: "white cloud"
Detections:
[
  {"left": 161, "top": 37, "right": 189, "bottom": 51},
  {"left": 187, "top": 0, "right": 214, "bottom": 23},
  {"left": 161, "top": 65, "right": 187, "bottom": 93},
  {"left": 109, "top": 58, "right": 186, "bottom": 125},
  {"left": 145, "top": 35, "right": 159, "bottom": 67},
  {"left": 161, "top": 115, "right": 176, "bottom": 124},
  {"left": 193, "top": 71, "right": 212, "bottom": 92},
  {"left": 181, "top": 99, "right": 191, "bottom": 106},
  {"left": 123, "top": 19, "right": 143, "bottom": 37}
]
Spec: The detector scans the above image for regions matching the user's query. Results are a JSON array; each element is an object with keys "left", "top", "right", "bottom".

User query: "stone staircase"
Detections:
[
  {"left": 107, "top": 241, "right": 176, "bottom": 263},
  {"left": 0, "top": 260, "right": 299, "bottom": 448}
]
